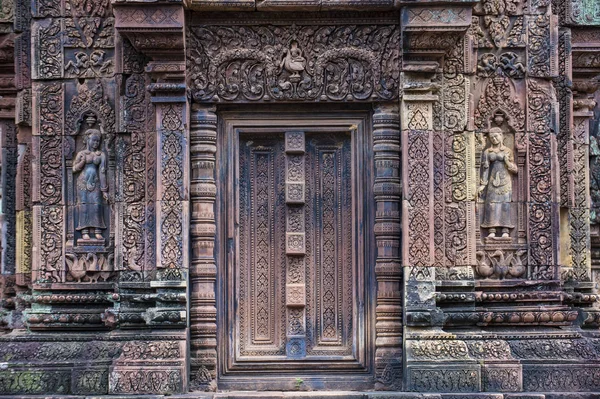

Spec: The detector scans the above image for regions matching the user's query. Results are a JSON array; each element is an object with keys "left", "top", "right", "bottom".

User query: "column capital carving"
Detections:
[
  {"left": 114, "top": 3, "right": 185, "bottom": 61},
  {"left": 402, "top": 3, "right": 472, "bottom": 63}
]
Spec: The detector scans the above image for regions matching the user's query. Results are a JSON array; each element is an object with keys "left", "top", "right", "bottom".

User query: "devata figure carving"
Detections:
[
  {"left": 73, "top": 129, "right": 108, "bottom": 243},
  {"left": 479, "top": 127, "right": 517, "bottom": 239}
]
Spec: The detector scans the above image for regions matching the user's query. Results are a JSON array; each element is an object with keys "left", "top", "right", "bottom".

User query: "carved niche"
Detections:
[
  {"left": 475, "top": 105, "right": 526, "bottom": 279},
  {"left": 187, "top": 13, "right": 400, "bottom": 102},
  {"left": 473, "top": 67, "right": 528, "bottom": 280},
  {"left": 63, "top": 79, "right": 116, "bottom": 285}
]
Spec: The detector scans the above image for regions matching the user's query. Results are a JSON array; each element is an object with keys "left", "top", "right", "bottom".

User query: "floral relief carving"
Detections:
[
  {"left": 475, "top": 0, "right": 520, "bottom": 16},
  {"left": 410, "top": 340, "right": 470, "bottom": 360},
  {"left": 466, "top": 340, "right": 512, "bottom": 359},
  {"left": 120, "top": 341, "right": 181, "bottom": 360},
  {"left": 35, "top": 19, "right": 62, "bottom": 79},
  {"left": 38, "top": 206, "right": 64, "bottom": 283},
  {"left": 527, "top": 80, "right": 555, "bottom": 277},
  {"left": 187, "top": 22, "right": 400, "bottom": 102},
  {"left": 569, "top": 0, "right": 600, "bottom": 25},
  {"left": 67, "top": 0, "right": 110, "bottom": 17},
  {"left": 110, "top": 369, "right": 183, "bottom": 394},
  {"left": 160, "top": 105, "right": 185, "bottom": 273},
  {"left": 527, "top": 15, "right": 556, "bottom": 78},
  {"left": 405, "top": 130, "right": 432, "bottom": 267}
]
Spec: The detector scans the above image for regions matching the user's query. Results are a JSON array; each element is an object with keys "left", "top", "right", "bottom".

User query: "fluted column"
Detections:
[
  {"left": 189, "top": 104, "right": 218, "bottom": 391},
  {"left": 373, "top": 103, "right": 403, "bottom": 390}
]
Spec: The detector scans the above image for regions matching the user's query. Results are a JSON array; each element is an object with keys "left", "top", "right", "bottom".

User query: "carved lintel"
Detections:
[
  {"left": 571, "top": 29, "right": 600, "bottom": 74},
  {"left": 565, "top": 0, "right": 600, "bottom": 26},
  {"left": 187, "top": 19, "right": 400, "bottom": 102}
]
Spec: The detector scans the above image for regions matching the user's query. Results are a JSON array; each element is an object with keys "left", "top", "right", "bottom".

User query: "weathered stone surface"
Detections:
[{"left": 1, "top": 0, "right": 600, "bottom": 396}]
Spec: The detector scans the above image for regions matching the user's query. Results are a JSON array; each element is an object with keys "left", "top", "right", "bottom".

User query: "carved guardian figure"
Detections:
[
  {"left": 73, "top": 129, "right": 108, "bottom": 242},
  {"left": 479, "top": 127, "right": 517, "bottom": 239}
]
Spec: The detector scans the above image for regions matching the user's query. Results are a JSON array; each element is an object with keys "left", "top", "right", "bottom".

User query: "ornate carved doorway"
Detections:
[{"left": 217, "top": 110, "right": 374, "bottom": 389}]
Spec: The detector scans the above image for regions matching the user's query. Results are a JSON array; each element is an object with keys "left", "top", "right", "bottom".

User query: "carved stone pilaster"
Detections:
[
  {"left": 564, "top": 26, "right": 600, "bottom": 327},
  {"left": 372, "top": 103, "right": 402, "bottom": 390},
  {"left": 402, "top": 69, "right": 437, "bottom": 326},
  {"left": 114, "top": 0, "right": 188, "bottom": 333},
  {"left": 148, "top": 77, "right": 189, "bottom": 330},
  {"left": 15, "top": 135, "right": 32, "bottom": 288},
  {"left": 1, "top": 121, "right": 17, "bottom": 276},
  {"left": 0, "top": 120, "right": 18, "bottom": 330},
  {"left": 570, "top": 58, "right": 600, "bottom": 327},
  {"left": 189, "top": 104, "right": 218, "bottom": 392},
  {"left": 567, "top": 81, "right": 594, "bottom": 284}
]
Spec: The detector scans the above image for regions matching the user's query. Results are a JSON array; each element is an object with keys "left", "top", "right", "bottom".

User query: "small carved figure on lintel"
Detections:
[{"left": 280, "top": 40, "right": 306, "bottom": 82}]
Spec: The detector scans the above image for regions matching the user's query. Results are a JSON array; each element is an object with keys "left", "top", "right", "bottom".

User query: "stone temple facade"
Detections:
[{"left": 1, "top": 0, "right": 600, "bottom": 397}]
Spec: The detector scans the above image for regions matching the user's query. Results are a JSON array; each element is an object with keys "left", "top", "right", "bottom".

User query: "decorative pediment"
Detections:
[{"left": 187, "top": 15, "right": 401, "bottom": 102}]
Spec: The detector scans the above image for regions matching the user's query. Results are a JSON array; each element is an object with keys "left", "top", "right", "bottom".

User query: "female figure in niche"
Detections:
[
  {"left": 73, "top": 129, "right": 108, "bottom": 241},
  {"left": 478, "top": 127, "right": 517, "bottom": 238}
]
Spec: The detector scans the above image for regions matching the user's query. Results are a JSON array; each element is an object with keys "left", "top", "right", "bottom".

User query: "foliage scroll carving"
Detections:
[{"left": 187, "top": 22, "right": 400, "bottom": 102}]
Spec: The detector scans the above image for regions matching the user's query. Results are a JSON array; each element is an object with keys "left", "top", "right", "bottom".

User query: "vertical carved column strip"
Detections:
[
  {"left": 527, "top": 80, "right": 559, "bottom": 280},
  {"left": 155, "top": 98, "right": 188, "bottom": 280},
  {"left": 556, "top": 29, "right": 573, "bottom": 210},
  {"left": 373, "top": 103, "right": 402, "bottom": 390},
  {"left": 284, "top": 131, "right": 307, "bottom": 357},
  {"left": 189, "top": 105, "right": 217, "bottom": 391},
  {"left": 571, "top": 96, "right": 593, "bottom": 283},
  {"left": 15, "top": 91, "right": 33, "bottom": 289},
  {"left": 31, "top": 82, "right": 64, "bottom": 285},
  {"left": 555, "top": 28, "right": 575, "bottom": 281},
  {"left": 146, "top": 76, "right": 188, "bottom": 332},
  {"left": 1, "top": 122, "right": 17, "bottom": 276},
  {"left": 526, "top": 15, "right": 560, "bottom": 280},
  {"left": 1, "top": 121, "right": 18, "bottom": 328}
]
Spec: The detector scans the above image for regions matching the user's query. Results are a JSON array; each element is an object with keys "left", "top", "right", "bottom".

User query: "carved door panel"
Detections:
[{"left": 220, "top": 113, "right": 372, "bottom": 384}]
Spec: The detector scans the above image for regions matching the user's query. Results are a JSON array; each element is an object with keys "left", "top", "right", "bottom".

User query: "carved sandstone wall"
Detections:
[{"left": 0, "top": 0, "right": 599, "bottom": 396}]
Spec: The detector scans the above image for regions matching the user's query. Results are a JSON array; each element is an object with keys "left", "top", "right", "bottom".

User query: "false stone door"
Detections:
[{"left": 218, "top": 111, "right": 373, "bottom": 388}]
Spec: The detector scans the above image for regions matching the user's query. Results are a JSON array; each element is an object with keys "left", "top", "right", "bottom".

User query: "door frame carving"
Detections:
[{"left": 216, "top": 106, "right": 376, "bottom": 390}]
